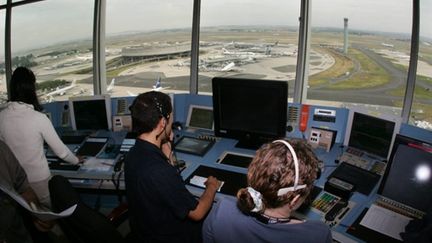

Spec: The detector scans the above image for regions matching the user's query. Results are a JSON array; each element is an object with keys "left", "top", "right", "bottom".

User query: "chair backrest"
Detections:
[{"left": 49, "top": 175, "right": 125, "bottom": 243}]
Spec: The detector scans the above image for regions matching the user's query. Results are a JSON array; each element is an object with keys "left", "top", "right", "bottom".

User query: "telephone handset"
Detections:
[
  {"left": 299, "top": 104, "right": 310, "bottom": 132},
  {"left": 114, "top": 155, "right": 125, "bottom": 172}
]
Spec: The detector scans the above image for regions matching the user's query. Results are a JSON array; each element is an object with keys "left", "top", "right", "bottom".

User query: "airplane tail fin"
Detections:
[
  {"left": 153, "top": 77, "right": 161, "bottom": 89},
  {"left": 107, "top": 78, "right": 115, "bottom": 92}
]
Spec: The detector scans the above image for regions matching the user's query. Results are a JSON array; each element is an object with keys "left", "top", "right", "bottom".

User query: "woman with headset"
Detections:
[{"left": 203, "top": 139, "right": 331, "bottom": 243}]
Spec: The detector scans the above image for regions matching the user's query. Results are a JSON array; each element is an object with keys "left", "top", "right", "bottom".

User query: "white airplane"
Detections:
[
  {"left": 220, "top": 62, "right": 242, "bottom": 72},
  {"left": 107, "top": 78, "right": 115, "bottom": 93},
  {"left": 381, "top": 43, "right": 394, "bottom": 48},
  {"left": 152, "top": 77, "right": 170, "bottom": 91},
  {"left": 221, "top": 62, "right": 235, "bottom": 71},
  {"left": 45, "top": 79, "right": 76, "bottom": 97},
  {"left": 127, "top": 90, "right": 137, "bottom": 96}
]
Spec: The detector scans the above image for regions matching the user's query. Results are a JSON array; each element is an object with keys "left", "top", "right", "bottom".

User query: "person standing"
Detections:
[{"left": 0, "top": 66, "right": 80, "bottom": 208}]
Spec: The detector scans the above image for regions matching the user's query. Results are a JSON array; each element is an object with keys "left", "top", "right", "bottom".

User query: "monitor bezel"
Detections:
[
  {"left": 377, "top": 134, "right": 432, "bottom": 212},
  {"left": 378, "top": 134, "right": 432, "bottom": 195},
  {"left": 69, "top": 94, "right": 112, "bottom": 131},
  {"left": 343, "top": 107, "right": 401, "bottom": 159},
  {"left": 186, "top": 105, "right": 214, "bottom": 131},
  {"left": 212, "top": 77, "right": 288, "bottom": 149}
]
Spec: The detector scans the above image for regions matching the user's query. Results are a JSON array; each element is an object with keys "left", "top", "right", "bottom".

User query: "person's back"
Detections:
[
  {"left": 124, "top": 91, "right": 221, "bottom": 243},
  {"left": 0, "top": 102, "right": 53, "bottom": 183},
  {"left": 203, "top": 197, "right": 331, "bottom": 243},
  {"left": 0, "top": 66, "right": 79, "bottom": 207},
  {"left": 203, "top": 139, "right": 332, "bottom": 243},
  {"left": 125, "top": 139, "right": 202, "bottom": 242}
]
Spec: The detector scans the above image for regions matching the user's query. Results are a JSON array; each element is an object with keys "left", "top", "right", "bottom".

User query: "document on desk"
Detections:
[
  {"left": 189, "top": 175, "right": 225, "bottom": 192},
  {"left": 0, "top": 185, "right": 76, "bottom": 221},
  {"left": 81, "top": 157, "right": 115, "bottom": 172},
  {"left": 360, "top": 204, "right": 411, "bottom": 241}
]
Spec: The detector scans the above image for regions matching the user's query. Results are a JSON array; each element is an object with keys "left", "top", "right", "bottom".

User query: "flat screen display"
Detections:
[
  {"left": 344, "top": 109, "right": 401, "bottom": 159},
  {"left": 212, "top": 77, "right": 288, "bottom": 149},
  {"left": 378, "top": 134, "right": 432, "bottom": 212},
  {"left": 186, "top": 105, "right": 213, "bottom": 130},
  {"left": 174, "top": 136, "right": 214, "bottom": 156},
  {"left": 69, "top": 95, "right": 112, "bottom": 131},
  {"left": 218, "top": 152, "right": 254, "bottom": 168}
]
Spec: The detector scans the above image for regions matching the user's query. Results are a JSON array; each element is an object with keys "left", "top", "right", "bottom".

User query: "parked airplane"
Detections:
[
  {"left": 127, "top": 90, "right": 137, "bottom": 96},
  {"left": 107, "top": 78, "right": 115, "bottom": 93},
  {"left": 152, "top": 77, "right": 170, "bottom": 91},
  {"left": 381, "top": 43, "right": 394, "bottom": 48},
  {"left": 45, "top": 79, "right": 76, "bottom": 97},
  {"left": 221, "top": 62, "right": 235, "bottom": 72}
]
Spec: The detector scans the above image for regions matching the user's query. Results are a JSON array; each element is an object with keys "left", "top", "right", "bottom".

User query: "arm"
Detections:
[
  {"left": 188, "top": 176, "right": 221, "bottom": 221},
  {"left": 161, "top": 131, "right": 175, "bottom": 165},
  {"left": 39, "top": 115, "right": 79, "bottom": 164}
]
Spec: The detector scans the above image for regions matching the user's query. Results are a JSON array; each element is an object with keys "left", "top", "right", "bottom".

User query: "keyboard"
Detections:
[
  {"left": 61, "top": 134, "right": 88, "bottom": 144},
  {"left": 340, "top": 152, "right": 369, "bottom": 169},
  {"left": 376, "top": 197, "right": 424, "bottom": 219},
  {"left": 49, "top": 162, "right": 80, "bottom": 171}
]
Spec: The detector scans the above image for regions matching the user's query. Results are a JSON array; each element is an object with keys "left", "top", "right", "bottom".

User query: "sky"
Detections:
[{"left": 0, "top": 0, "right": 431, "bottom": 56}]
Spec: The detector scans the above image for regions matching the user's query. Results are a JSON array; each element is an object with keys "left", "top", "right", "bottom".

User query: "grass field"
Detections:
[
  {"left": 328, "top": 48, "right": 390, "bottom": 89},
  {"left": 309, "top": 46, "right": 354, "bottom": 86}
]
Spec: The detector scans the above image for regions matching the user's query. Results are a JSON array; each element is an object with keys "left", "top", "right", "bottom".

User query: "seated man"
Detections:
[
  {"left": 125, "top": 91, "right": 221, "bottom": 243},
  {"left": 0, "top": 140, "right": 51, "bottom": 243}
]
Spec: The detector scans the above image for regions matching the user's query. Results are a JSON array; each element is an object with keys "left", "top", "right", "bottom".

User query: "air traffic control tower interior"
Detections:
[
  {"left": 39, "top": 81, "right": 432, "bottom": 242},
  {"left": 0, "top": 0, "right": 432, "bottom": 242}
]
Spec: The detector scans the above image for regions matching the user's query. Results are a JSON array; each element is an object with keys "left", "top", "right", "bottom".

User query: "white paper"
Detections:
[
  {"left": 189, "top": 175, "right": 224, "bottom": 192},
  {"left": 0, "top": 184, "right": 76, "bottom": 221},
  {"left": 81, "top": 157, "right": 115, "bottom": 172},
  {"left": 360, "top": 204, "right": 411, "bottom": 241}
]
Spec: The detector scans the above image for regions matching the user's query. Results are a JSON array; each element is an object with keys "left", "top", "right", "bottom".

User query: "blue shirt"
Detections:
[
  {"left": 124, "top": 139, "right": 201, "bottom": 243},
  {"left": 203, "top": 197, "right": 332, "bottom": 243}
]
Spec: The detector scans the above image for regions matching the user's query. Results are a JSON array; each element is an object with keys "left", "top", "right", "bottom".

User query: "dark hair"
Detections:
[
  {"left": 130, "top": 91, "right": 172, "bottom": 135},
  {"left": 10, "top": 66, "right": 43, "bottom": 112},
  {"left": 237, "top": 139, "right": 319, "bottom": 213}
]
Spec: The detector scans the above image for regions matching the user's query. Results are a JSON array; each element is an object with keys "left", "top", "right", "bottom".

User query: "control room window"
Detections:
[
  {"left": 0, "top": 9, "right": 5, "bottom": 104},
  {"left": 307, "top": 0, "right": 412, "bottom": 117},
  {"left": 10, "top": 0, "right": 94, "bottom": 103},
  {"left": 199, "top": 0, "right": 300, "bottom": 99},
  {"left": 411, "top": 1, "right": 432, "bottom": 130},
  {"left": 105, "top": 1, "right": 193, "bottom": 97}
]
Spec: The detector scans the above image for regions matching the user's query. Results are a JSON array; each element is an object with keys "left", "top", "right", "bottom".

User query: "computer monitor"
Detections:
[
  {"left": 378, "top": 134, "right": 432, "bottom": 212},
  {"left": 186, "top": 105, "right": 213, "bottom": 130},
  {"left": 212, "top": 77, "right": 288, "bottom": 149},
  {"left": 343, "top": 108, "right": 401, "bottom": 159},
  {"left": 69, "top": 95, "right": 112, "bottom": 131}
]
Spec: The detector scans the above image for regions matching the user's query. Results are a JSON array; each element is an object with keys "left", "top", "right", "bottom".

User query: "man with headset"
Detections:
[{"left": 124, "top": 91, "right": 221, "bottom": 243}]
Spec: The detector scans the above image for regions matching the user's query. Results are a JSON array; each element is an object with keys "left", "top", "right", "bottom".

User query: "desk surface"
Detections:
[{"left": 51, "top": 129, "right": 393, "bottom": 243}]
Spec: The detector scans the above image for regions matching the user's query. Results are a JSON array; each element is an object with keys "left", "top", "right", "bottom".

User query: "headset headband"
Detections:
[{"left": 273, "top": 140, "right": 307, "bottom": 196}]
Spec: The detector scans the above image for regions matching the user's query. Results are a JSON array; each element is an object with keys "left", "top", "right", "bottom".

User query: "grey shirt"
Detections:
[
  {"left": 203, "top": 197, "right": 332, "bottom": 243},
  {"left": 0, "top": 139, "right": 29, "bottom": 194}
]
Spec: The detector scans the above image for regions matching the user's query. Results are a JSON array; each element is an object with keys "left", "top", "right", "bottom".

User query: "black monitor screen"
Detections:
[
  {"left": 212, "top": 77, "right": 288, "bottom": 149},
  {"left": 72, "top": 99, "right": 109, "bottom": 130},
  {"left": 378, "top": 134, "right": 432, "bottom": 212},
  {"left": 187, "top": 106, "right": 213, "bottom": 130},
  {"left": 348, "top": 112, "right": 396, "bottom": 158}
]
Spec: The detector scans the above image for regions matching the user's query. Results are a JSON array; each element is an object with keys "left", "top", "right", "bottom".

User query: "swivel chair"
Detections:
[{"left": 49, "top": 175, "right": 127, "bottom": 243}]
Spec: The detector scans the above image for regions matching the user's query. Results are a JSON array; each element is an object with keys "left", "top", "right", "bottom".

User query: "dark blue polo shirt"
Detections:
[{"left": 124, "top": 139, "right": 201, "bottom": 243}]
